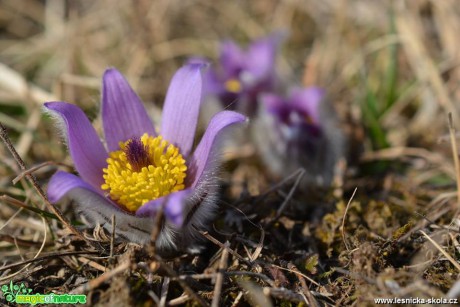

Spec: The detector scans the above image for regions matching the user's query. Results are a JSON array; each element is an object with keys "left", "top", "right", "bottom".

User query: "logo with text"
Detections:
[{"left": 1, "top": 281, "right": 86, "bottom": 305}]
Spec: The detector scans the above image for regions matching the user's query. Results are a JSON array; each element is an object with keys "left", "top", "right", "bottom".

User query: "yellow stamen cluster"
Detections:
[
  {"left": 224, "top": 78, "right": 242, "bottom": 93},
  {"left": 101, "top": 133, "right": 187, "bottom": 212}
]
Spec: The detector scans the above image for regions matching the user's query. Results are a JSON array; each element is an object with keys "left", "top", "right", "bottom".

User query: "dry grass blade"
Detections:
[
  {"left": 12, "top": 161, "right": 71, "bottom": 185},
  {"left": 0, "top": 216, "right": 47, "bottom": 282},
  {"left": 0, "top": 194, "right": 58, "bottom": 219},
  {"left": 341, "top": 187, "right": 357, "bottom": 252},
  {"left": 0, "top": 123, "right": 88, "bottom": 242},
  {"left": 0, "top": 234, "right": 52, "bottom": 247},
  {"left": 275, "top": 168, "right": 305, "bottom": 218},
  {"left": 231, "top": 292, "right": 244, "bottom": 307},
  {"left": 420, "top": 230, "right": 460, "bottom": 272},
  {"left": 77, "top": 257, "right": 106, "bottom": 272},
  {"left": 249, "top": 227, "right": 265, "bottom": 262},
  {"left": 226, "top": 271, "right": 275, "bottom": 287},
  {"left": 0, "top": 62, "right": 56, "bottom": 103},
  {"left": 0, "top": 63, "right": 57, "bottom": 156},
  {"left": 239, "top": 280, "right": 273, "bottom": 307},
  {"left": 168, "top": 294, "right": 190, "bottom": 306},
  {"left": 159, "top": 276, "right": 170, "bottom": 307},
  {"left": 0, "top": 251, "right": 100, "bottom": 273},
  {"left": 448, "top": 113, "right": 460, "bottom": 206},
  {"left": 263, "top": 287, "right": 306, "bottom": 303},
  {"left": 271, "top": 264, "right": 320, "bottom": 287},
  {"left": 257, "top": 168, "right": 306, "bottom": 198},
  {"left": 287, "top": 262, "right": 319, "bottom": 306},
  {"left": 361, "top": 146, "right": 457, "bottom": 178},
  {"left": 211, "top": 241, "right": 229, "bottom": 307},
  {"left": 395, "top": 2, "right": 456, "bottom": 125},
  {"left": 110, "top": 214, "right": 116, "bottom": 258},
  {"left": 200, "top": 231, "right": 250, "bottom": 265},
  {"left": 153, "top": 254, "right": 210, "bottom": 307},
  {"left": 70, "top": 261, "right": 131, "bottom": 294}
]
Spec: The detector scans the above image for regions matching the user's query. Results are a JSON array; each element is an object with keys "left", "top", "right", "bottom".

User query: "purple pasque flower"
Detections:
[
  {"left": 263, "top": 87, "right": 324, "bottom": 140},
  {"left": 204, "top": 34, "right": 283, "bottom": 116},
  {"left": 253, "top": 87, "right": 344, "bottom": 188},
  {"left": 44, "top": 64, "right": 246, "bottom": 255}
]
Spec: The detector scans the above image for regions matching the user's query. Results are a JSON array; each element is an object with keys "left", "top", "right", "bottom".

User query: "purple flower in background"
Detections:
[
  {"left": 261, "top": 87, "right": 324, "bottom": 168},
  {"left": 44, "top": 64, "right": 246, "bottom": 255},
  {"left": 204, "top": 34, "right": 283, "bottom": 116},
  {"left": 263, "top": 87, "right": 324, "bottom": 139},
  {"left": 253, "top": 87, "right": 344, "bottom": 188}
]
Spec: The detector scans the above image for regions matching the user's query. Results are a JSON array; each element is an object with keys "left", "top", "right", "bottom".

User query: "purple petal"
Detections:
[
  {"left": 189, "top": 111, "right": 247, "bottom": 188},
  {"left": 220, "top": 40, "right": 245, "bottom": 76},
  {"left": 135, "top": 196, "right": 163, "bottom": 217},
  {"left": 260, "top": 94, "right": 292, "bottom": 123},
  {"left": 44, "top": 102, "right": 107, "bottom": 191},
  {"left": 187, "top": 57, "right": 225, "bottom": 95},
  {"left": 261, "top": 93, "right": 286, "bottom": 113},
  {"left": 136, "top": 189, "right": 192, "bottom": 225},
  {"left": 186, "top": 57, "right": 210, "bottom": 66},
  {"left": 47, "top": 171, "right": 155, "bottom": 244},
  {"left": 164, "top": 189, "right": 192, "bottom": 225},
  {"left": 47, "top": 171, "right": 117, "bottom": 210},
  {"left": 102, "top": 68, "right": 156, "bottom": 152},
  {"left": 161, "top": 64, "right": 206, "bottom": 156},
  {"left": 246, "top": 34, "right": 282, "bottom": 79},
  {"left": 290, "top": 87, "right": 325, "bottom": 123}
]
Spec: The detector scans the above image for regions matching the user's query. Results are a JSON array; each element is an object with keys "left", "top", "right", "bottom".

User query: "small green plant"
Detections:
[{"left": 361, "top": 40, "right": 395, "bottom": 150}]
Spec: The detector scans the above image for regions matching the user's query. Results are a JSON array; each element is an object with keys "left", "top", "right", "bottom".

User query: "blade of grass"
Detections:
[
  {"left": 448, "top": 113, "right": 460, "bottom": 206},
  {"left": 384, "top": 10, "right": 398, "bottom": 111},
  {"left": 420, "top": 230, "right": 460, "bottom": 272}
]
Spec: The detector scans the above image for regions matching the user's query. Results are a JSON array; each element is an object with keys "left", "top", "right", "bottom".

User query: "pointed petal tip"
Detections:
[
  {"left": 205, "top": 110, "right": 248, "bottom": 131},
  {"left": 43, "top": 101, "right": 68, "bottom": 110},
  {"left": 186, "top": 57, "right": 210, "bottom": 67},
  {"left": 44, "top": 101, "right": 108, "bottom": 190},
  {"left": 43, "top": 101, "right": 57, "bottom": 113},
  {"left": 188, "top": 110, "right": 247, "bottom": 188},
  {"left": 161, "top": 63, "right": 206, "bottom": 156},
  {"left": 103, "top": 67, "right": 124, "bottom": 80},
  {"left": 102, "top": 68, "right": 127, "bottom": 88},
  {"left": 226, "top": 110, "right": 248, "bottom": 124},
  {"left": 183, "top": 61, "right": 209, "bottom": 74}
]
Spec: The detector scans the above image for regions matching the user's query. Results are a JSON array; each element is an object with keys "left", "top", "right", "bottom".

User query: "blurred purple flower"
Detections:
[
  {"left": 44, "top": 64, "right": 246, "bottom": 254},
  {"left": 253, "top": 87, "right": 344, "bottom": 188},
  {"left": 263, "top": 87, "right": 324, "bottom": 137},
  {"left": 204, "top": 34, "right": 283, "bottom": 116}
]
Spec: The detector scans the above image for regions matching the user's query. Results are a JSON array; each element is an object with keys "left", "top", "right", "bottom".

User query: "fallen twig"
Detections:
[
  {"left": 211, "top": 241, "right": 230, "bottom": 307},
  {"left": 71, "top": 261, "right": 130, "bottom": 294}
]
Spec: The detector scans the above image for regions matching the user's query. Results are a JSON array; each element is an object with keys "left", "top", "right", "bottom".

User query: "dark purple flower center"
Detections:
[
  {"left": 268, "top": 103, "right": 321, "bottom": 136},
  {"left": 124, "top": 137, "right": 151, "bottom": 172}
]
